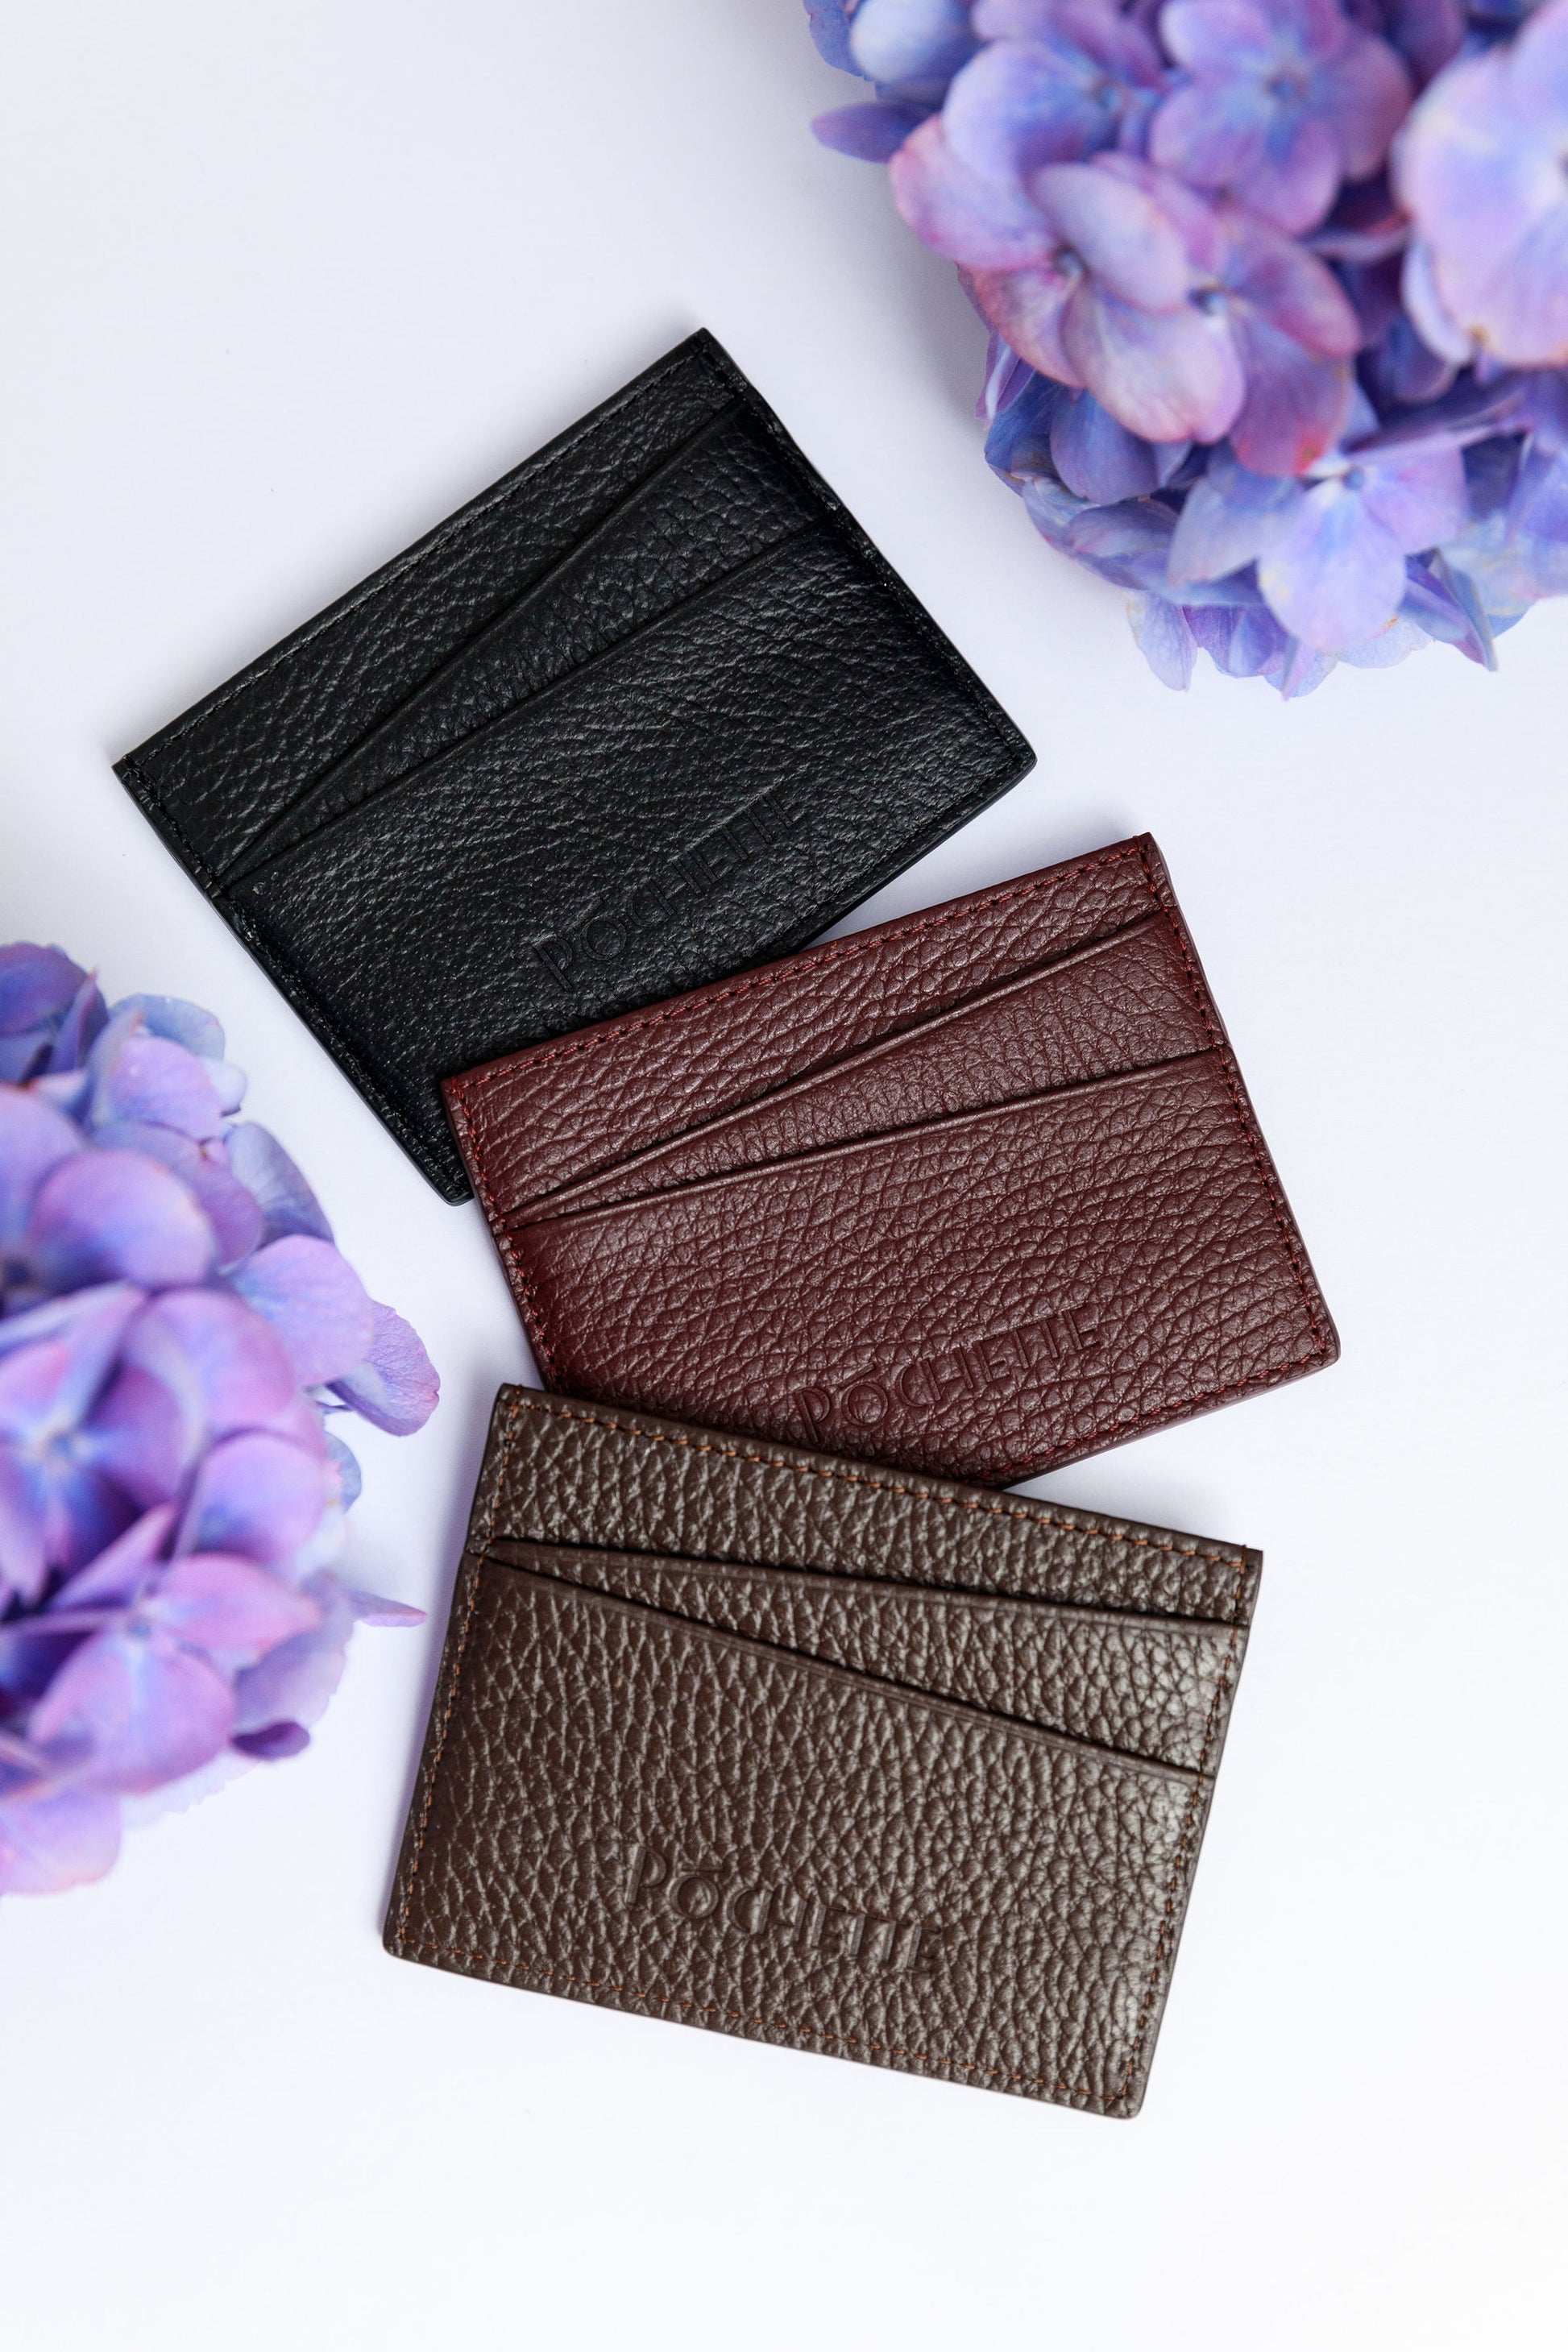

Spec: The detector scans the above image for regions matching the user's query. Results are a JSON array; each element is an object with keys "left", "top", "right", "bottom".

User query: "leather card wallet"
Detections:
[
  {"left": 446, "top": 834, "right": 1339, "bottom": 1484},
  {"left": 113, "top": 330, "right": 1034, "bottom": 1201},
  {"left": 385, "top": 1387, "right": 1262, "bottom": 2115}
]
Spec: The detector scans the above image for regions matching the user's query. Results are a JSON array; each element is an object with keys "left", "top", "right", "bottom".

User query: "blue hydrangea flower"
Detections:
[
  {"left": 0, "top": 949, "right": 437, "bottom": 1895},
  {"left": 1151, "top": 0, "right": 1412, "bottom": 234},
  {"left": 1397, "top": 0, "right": 1568, "bottom": 366}
]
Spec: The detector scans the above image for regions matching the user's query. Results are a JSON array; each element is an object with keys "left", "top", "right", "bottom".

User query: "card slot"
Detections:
[
  {"left": 509, "top": 1052, "right": 1326, "bottom": 1485},
  {"left": 482, "top": 1537, "right": 1240, "bottom": 1772},
  {"left": 388, "top": 1560, "right": 1214, "bottom": 2113},
  {"left": 515, "top": 1048, "right": 1219, "bottom": 1239},
  {"left": 523, "top": 912, "right": 1212, "bottom": 1222},
  {"left": 218, "top": 399, "right": 811, "bottom": 883},
  {"left": 224, "top": 516, "right": 823, "bottom": 887}
]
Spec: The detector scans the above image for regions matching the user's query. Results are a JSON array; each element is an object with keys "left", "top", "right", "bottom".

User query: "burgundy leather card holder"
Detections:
[
  {"left": 446, "top": 835, "right": 1338, "bottom": 1484},
  {"left": 386, "top": 1388, "right": 1261, "bottom": 2114}
]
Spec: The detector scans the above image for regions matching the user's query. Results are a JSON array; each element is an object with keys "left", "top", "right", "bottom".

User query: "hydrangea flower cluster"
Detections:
[
  {"left": 0, "top": 944, "right": 439, "bottom": 1895},
  {"left": 807, "top": 0, "right": 1568, "bottom": 691}
]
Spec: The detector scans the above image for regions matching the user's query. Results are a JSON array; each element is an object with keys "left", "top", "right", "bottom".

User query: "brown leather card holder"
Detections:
[
  {"left": 445, "top": 835, "right": 1338, "bottom": 1484},
  {"left": 386, "top": 1388, "right": 1260, "bottom": 2114}
]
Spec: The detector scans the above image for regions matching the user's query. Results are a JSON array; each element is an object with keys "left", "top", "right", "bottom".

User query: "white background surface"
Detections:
[{"left": 1, "top": 4, "right": 1565, "bottom": 2346}]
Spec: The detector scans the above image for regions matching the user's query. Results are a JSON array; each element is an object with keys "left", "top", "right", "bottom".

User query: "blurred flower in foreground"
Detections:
[{"left": 0, "top": 945, "right": 437, "bottom": 1895}]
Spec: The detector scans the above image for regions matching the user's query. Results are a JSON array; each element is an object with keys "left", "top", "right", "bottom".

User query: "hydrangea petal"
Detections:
[
  {"left": 814, "top": 101, "right": 927, "bottom": 159},
  {"left": 0, "top": 945, "right": 87, "bottom": 1039},
  {"left": 120, "top": 1288, "right": 297, "bottom": 1438},
  {"left": 148, "top": 1553, "right": 321, "bottom": 1668},
  {"left": 1235, "top": 110, "right": 1340, "bottom": 235},
  {"left": 852, "top": 0, "right": 978, "bottom": 86},
  {"left": 805, "top": 0, "right": 861, "bottom": 73},
  {"left": 1032, "top": 162, "right": 1192, "bottom": 307},
  {"left": 0, "top": 1783, "right": 122, "bottom": 1894},
  {"left": 0, "top": 1285, "right": 142, "bottom": 1433},
  {"left": 1062, "top": 285, "right": 1246, "bottom": 442},
  {"left": 47, "top": 974, "right": 110, "bottom": 1075},
  {"left": 945, "top": 36, "right": 1111, "bottom": 179},
  {"left": 1150, "top": 79, "right": 1269, "bottom": 187},
  {"left": 90, "top": 1032, "right": 225, "bottom": 1143},
  {"left": 0, "top": 1448, "right": 48, "bottom": 1605},
  {"left": 27, "top": 1150, "right": 214, "bottom": 1292},
  {"left": 1357, "top": 444, "right": 1470, "bottom": 550},
  {"left": 230, "top": 1235, "right": 375, "bottom": 1388},
  {"left": 1175, "top": 446, "right": 1316, "bottom": 580},
  {"left": 1128, "top": 593, "right": 1199, "bottom": 685},
  {"left": 327, "top": 1301, "right": 439, "bottom": 1437},
  {"left": 890, "top": 114, "right": 1060, "bottom": 265},
  {"left": 1321, "top": 31, "right": 1412, "bottom": 179},
  {"left": 31, "top": 1624, "right": 235, "bottom": 1794},
  {"left": 230, "top": 1571, "right": 356, "bottom": 1736},
  {"left": 1159, "top": 0, "right": 1279, "bottom": 73},
  {"left": 1259, "top": 477, "right": 1408, "bottom": 645},
  {"left": 110, "top": 994, "right": 225, "bottom": 1061},
  {"left": 0, "top": 1085, "right": 82, "bottom": 1253},
  {"left": 969, "top": 260, "right": 1082, "bottom": 378},
  {"left": 224, "top": 1122, "right": 334, "bottom": 1246},
  {"left": 52, "top": 1505, "right": 180, "bottom": 1608},
  {"left": 178, "top": 1431, "right": 330, "bottom": 1562},
  {"left": 1230, "top": 314, "right": 1353, "bottom": 474}
]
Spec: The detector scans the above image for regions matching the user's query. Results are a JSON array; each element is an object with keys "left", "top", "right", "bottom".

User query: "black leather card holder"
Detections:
[{"left": 114, "top": 330, "right": 1035, "bottom": 1199}]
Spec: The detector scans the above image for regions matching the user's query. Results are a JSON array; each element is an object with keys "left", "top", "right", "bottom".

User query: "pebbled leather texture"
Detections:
[
  {"left": 385, "top": 1388, "right": 1261, "bottom": 2113},
  {"left": 112, "top": 330, "right": 1034, "bottom": 1199},
  {"left": 448, "top": 836, "right": 1338, "bottom": 1483}
]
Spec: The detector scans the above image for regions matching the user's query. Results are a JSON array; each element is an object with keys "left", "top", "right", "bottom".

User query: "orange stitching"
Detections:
[{"left": 498, "top": 1392, "right": 1254, "bottom": 1585}]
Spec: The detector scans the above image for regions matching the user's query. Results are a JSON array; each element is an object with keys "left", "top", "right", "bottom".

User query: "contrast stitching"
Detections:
[
  {"left": 450, "top": 844, "right": 1148, "bottom": 1113},
  {"left": 498, "top": 1392, "right": 1251, "bottom": 1580}
]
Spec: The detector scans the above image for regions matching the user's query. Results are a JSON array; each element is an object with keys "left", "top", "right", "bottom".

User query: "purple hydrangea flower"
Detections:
[
  {"left": 803, "top": 0, "right": 1568, "bottom": 691},
  {"left": 0, "top": 948, "right": 438, "bottom": 1896},
  {"left": 1396, "top": 0, "right": 1568, "bottom": 367},
  {"left": 902, "top": 143, "right": 1357, "bottom": 460},
  {"left": 1168, "top": 427, "right": 1470, "bottom": 645},
  {"left": 1151, "top": 0, "right": 1412, "bottom": 234}
]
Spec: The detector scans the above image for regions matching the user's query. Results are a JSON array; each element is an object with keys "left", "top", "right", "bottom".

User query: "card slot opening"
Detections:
[
  {"left": 224, "top": 514, "right": 826, "bottom": 889},
  {"left": 514, "top": 911, "right": 1196, "bottom": 1223},
  {"left": 489, "top": 1558, "right": 1205, "bottom": 1783},
  {"left": 516, "top": 1043, "right": 1220, "bottom": 1236},
  {"left": 480, "top": 1539, "right": 1244, "bottom": 1634},
  {"left": 216, "top": 397, "right": 756, "bottom": 881}
]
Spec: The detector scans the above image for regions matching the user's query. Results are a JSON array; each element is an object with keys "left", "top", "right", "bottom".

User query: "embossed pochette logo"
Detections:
[
  {"left": 793, "top": 1305, "right": 1096, "bottom": 1448},
  {"left": 623, "top": 1842, "right": 951, "bottom": 1977},
  {"left": 527, "top": 781, "right": 811, "bottom": 992}
]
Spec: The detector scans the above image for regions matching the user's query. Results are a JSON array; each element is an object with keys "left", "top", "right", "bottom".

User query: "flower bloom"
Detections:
[
  {"left": 1151, "top": 0, "right": 1411, "bottom": 234},
  {"left": 1396, "top": 0, "right": 1568, "bottom": 367},
  {"left": 0, "top": 949, "right": 437, "bottom": 1894},
  {"left": 902, "top": 141, "right": 1358, "bottom": 463}
]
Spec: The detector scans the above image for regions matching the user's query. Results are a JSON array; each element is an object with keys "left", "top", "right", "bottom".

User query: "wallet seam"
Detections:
[
  {"left": 390, "top": 1395, "right": 1246, "bottom": 2109},
  {"left": 115, "top": 750, "right": 461, "bottom": 1197},
  {"left": 494, "top": 1392, "right": 1255, "bottom": 1583}
]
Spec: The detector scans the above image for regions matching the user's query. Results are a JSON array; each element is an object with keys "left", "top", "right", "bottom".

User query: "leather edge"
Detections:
[{"left": 113, "top": 749, "right": 473, "bottom": 1201}]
